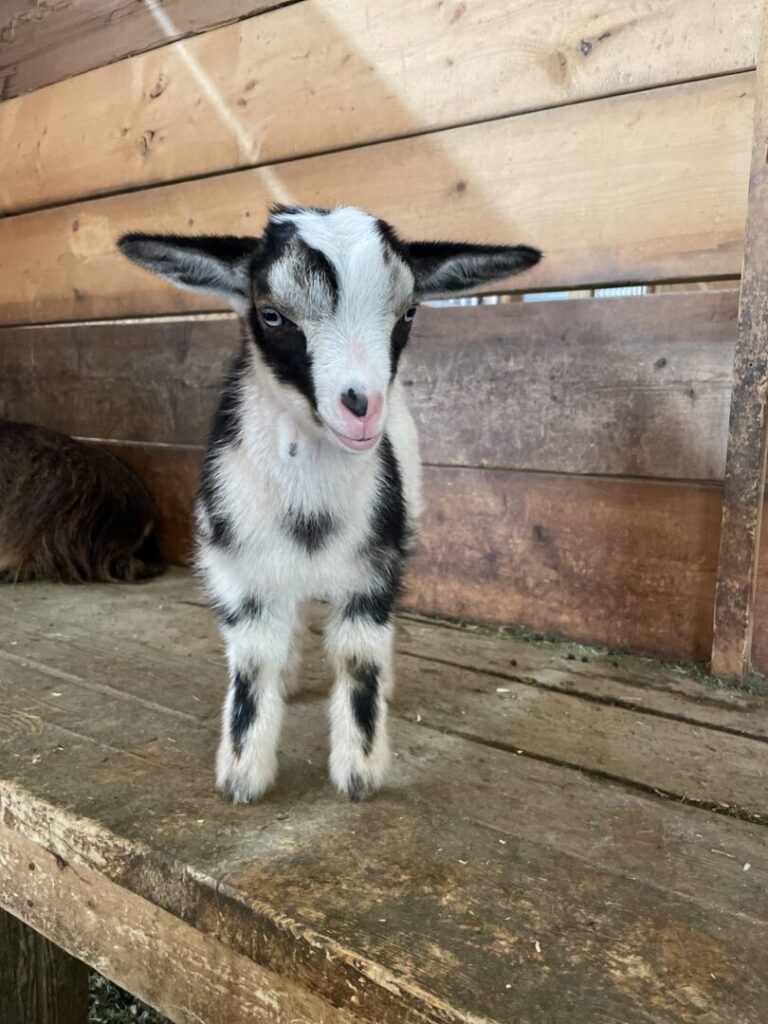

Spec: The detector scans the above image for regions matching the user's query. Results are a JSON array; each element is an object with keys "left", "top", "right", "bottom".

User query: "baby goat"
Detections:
[
  {"left": 0, "top": 421, "right": 164, "bottom": 583},
  {"left": 119, "top": 205, "right": 540, "bottom": 802}
]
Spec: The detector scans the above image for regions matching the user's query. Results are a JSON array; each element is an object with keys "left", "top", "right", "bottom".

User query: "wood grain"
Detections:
[
  {"left": 0, "top": 0, "right": 759, "bottom": 212},
  {"left": 0, "top": 908, "right": 88, "bottom": 1024},
  {"left": 0, "top": 74, "right": 754, "bottom": 324},
  {"left": 0, "top": 833, "right": 358, "bottom": 1024},
  {"left": 0, "top": 292, "right": 740, "bottom": 480},
  {"left": 1, "top": 571, "right": 768, "bottom": 1023},
  {"left": 0, "top": 0, "right": 290, "bottom": 102},
  {"left": 711, "top": 3, "right": 768, "bottom": 678}
]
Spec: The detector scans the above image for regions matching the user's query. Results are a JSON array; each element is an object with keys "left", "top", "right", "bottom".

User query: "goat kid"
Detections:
[{"left": 119, "top": 205, "right": 540, "bottom": 802}]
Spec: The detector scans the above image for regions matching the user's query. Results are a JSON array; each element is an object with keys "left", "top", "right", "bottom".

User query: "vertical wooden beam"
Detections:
[
  {"left": 0, "top": 908, "right": 88, "bottom": 1024},
  {"left": 712, "top": 0, "right": 768, "bottom": 678}
]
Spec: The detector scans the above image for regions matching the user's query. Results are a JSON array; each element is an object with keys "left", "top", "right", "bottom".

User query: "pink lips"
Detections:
[{"left": 330, "top": 427, "right": 380, "bottom": 451}]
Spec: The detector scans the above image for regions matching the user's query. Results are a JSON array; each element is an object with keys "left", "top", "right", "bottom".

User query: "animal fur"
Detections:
[{"left": 0, "top": 421, "right": 165, "bottom": 583}]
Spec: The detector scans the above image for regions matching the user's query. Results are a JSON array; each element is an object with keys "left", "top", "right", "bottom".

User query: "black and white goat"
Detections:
[{"left": 119, "top": 205, "right": 540, "bottom": 802}]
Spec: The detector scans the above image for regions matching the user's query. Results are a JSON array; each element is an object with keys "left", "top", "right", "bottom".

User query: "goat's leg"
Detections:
[
  {"left": 216, "top": 601, "right": 297, "bottom": 803},
  {"left": 324, "top": 606, "right": 394, "bottom": 800}
]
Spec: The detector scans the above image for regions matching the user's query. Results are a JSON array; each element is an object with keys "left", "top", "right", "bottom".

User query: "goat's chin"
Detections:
[{"left": 325, "top": 424, "right": 381, "bottom": 453}]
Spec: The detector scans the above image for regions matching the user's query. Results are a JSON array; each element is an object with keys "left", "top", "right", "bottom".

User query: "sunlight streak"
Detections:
[{"left": 142, "top": 0, "right": 294, "bottom": 207}]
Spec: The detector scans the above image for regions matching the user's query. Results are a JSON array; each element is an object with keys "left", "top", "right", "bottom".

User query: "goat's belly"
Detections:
[{"left": 197, "top": 525, "right": 372, "bottom": 608}]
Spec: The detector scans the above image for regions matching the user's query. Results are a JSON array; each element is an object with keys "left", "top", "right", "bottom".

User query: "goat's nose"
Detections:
[{"left": 340, "top": 387, "right": 368, "bottom": 419}]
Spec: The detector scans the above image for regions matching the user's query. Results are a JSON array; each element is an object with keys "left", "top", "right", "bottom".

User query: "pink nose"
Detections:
[{"left": 338, "top": 389, "right": 383, "bottom": 438}]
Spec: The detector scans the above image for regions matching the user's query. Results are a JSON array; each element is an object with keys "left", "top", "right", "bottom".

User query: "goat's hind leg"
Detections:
[
  {"left": 215, "top": 599, "right": 297, "bottom": 803},
  {"left": 324, "top": 604, "right": 394, "bottom": 800}
]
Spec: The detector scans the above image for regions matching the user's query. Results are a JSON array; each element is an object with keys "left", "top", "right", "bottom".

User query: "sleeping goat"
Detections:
[
  {"left": 119, "top": 205, "right": 540, "bottom": 802},
  {"left": 0, "top": 421, "right": 164, "bottom": 583}
]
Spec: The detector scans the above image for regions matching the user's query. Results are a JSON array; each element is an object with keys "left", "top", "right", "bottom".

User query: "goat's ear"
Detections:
[
  {"left": 407, "top": 241, "right": 541, "bottom": 299},
  {"left": 117, "top": 233, "right": 261, "bottom": 312}
]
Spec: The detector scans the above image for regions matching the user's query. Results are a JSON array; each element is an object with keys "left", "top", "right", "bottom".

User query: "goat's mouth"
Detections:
[{"left": 327, "top": 425, "right": 381, "bottom": 452}]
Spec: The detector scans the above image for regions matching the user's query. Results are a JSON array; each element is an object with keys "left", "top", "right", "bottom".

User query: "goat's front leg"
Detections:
[
  {"left": 324, "top": 603, "right": 394, "bottom": 800},
  {"left": 216, "top": 601, "right": 297, "bottom": 803}
]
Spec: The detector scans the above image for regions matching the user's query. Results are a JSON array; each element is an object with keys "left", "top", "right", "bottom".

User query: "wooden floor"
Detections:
[{"left": 0, "top": 571, "right": 767, "bottom": 1023}]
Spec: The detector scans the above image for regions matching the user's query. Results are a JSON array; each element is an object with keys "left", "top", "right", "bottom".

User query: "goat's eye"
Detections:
[
  {"left": 260, "top": 307, "right": 284, "bottom": 328},
  {"left": 403, "top": 306, "right": 417, "bottom": 322}
]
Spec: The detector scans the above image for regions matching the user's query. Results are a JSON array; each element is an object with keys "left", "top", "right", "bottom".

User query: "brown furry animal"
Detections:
[{"left": 0, "top": 421, "right": 165, "bottom": 583}]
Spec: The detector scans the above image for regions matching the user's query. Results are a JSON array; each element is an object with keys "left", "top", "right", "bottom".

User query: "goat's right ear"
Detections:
[{"left": 117, "top": 233, "right": 261, "bottom": 312}]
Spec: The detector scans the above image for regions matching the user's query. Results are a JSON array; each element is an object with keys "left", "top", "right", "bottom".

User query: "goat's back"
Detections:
[{"left": 0, "top": 421, "right": 165, "bottom": 583}]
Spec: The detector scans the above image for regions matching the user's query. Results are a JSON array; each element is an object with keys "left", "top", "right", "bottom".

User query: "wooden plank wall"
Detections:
[{"left": 0, "top": 0, "right": 764, "bottom": 672}]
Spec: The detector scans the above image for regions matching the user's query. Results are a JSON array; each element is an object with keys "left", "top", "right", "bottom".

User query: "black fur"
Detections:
[
  {"left": 231, "top": 669, "right": 258, "bottom": 756},
  {"left": 343, "top": 434, "right": 408, "bottom": 627},
  {"left": 348, "top": 658, "right": 379, "bottom": 755},
  {"left": 284, "top": 508, "right": 336, "bottom": 554},
  {"left": 343, "top": 583, "right": 398, "bottom": 627},
  {"left": 371, "top": 434, "right": 408, "bottom": 557},
  {"left": 248, "top": 310, "right": 317, "bottom": 409},
  {"left": 390, "top": 315, "right": 413, "bottom": 377},
  {"left": 219, "top": 595, "right": 263, "bottom": 628},
  {"left": 302, "top": 244, "right": 339, "bottom": 308}
]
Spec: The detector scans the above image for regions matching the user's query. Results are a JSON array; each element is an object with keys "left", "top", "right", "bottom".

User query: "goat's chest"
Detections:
[{"left": 209, "top": 440, "right": 379, "bottom": 601}]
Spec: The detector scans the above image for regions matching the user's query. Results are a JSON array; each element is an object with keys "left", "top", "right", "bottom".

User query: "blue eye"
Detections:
[
  {"left": 404, "top": 306, "right": 417, "bottom": 322},
  {"left": 260, "top": 307, "right": 284, "bottom": 328}
]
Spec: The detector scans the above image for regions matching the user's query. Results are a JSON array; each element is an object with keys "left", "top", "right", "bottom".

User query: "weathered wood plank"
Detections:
[
  {"left": 0, "top": 908, "right": 88, "bottom": 1024},
  {"left": 0, "top": 0, "right": 759, "bottom": 212},
  {"left": 394, "top": 617, "right": 768, "bottom": 742},
  {"left": 0, "top": 74, "right": 754, "bottom": 323},
  {"left": 0, "top": 0, "right": 289, "bottom": 102},
  {"left": 2, "top": 575, "right": 767, "bottom": 821},
  {"left": 711, "top": 4, "right": 768, "bottom": 679},
  {"left": 0, "top": 292, "right": 740, "bottom": 480},
  {"left": 1, "top": 573, "right": 768, "bottom": 1023},
  {"left": 0, "top": 832, "right": 358, "bottom": 1024}
]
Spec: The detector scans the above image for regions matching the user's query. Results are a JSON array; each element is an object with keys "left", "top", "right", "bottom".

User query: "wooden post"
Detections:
[
  {"left": 0, "top": 908, "right": 88, "bottom": 1024},
  {"left": 711, "top": 0, "right": 768, "bottom": 678}
]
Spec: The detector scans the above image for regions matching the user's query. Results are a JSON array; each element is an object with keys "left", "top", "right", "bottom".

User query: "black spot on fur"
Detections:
[
  {"left": 302, "top": 244, "right": 339, "bottom": 307},
  {"left": 375, "top": 218, "right": 408, "bottom": 261},
  {"left": 284, "top": 508, "right": 336, "bottom": 554},
  {"left": 348, "top": 659, "right": 379, "bottom": 755},
  {"left": 219, "top": 595, "right": 263, "bottom": 628},
  {"left": 197, "top": 346, "right": 249, "bottom": 549},
  {"left": 343, "top": 584, "right": 397, "bottom": 626},
  {"left": 248, "top": 309, "right": 317, "bottom": 410},
  {"left": 390, "top": 316, "right": 413, "bottom": 377},
  {"left": 231, "top": 669, "right": 257, "bottom": 756},
  {"left": 208, "top": 346, "right": 247, "bottom": 449},
  {"left": 371, "top": 435, "right": 408, "bottom": 556},
  {"left": 198, "top": 453, "right": 234, "bottom": 548}
]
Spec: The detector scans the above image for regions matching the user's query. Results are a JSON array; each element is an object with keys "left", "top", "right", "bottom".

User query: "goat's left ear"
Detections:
[
  {"left": 117, "top": 233, "right": 261, "bottom": 312},
  {"left": 407, "top": 241, "right": 541, "bottom": 299}
]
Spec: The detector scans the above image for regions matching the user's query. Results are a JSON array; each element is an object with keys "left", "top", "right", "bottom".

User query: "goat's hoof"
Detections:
[
  {"left": 216, "top": 747, "right": 277, "bottom": 804},
  {"left": 330, "top": 756, "right": 387, "bottom": 802}
]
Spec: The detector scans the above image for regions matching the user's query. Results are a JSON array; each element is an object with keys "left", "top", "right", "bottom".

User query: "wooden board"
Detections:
[
  {"left": 0, "top": 572, "right": 767, "bottom": 1023},
  {"left": 711, "top": 3, "right": 768, "bottom": 678},
  {"left": 0, "top": 291, "right": 740, "bottom": 480},
  {"left": 0, "top": 0, "right": 289, "bottom": 102},
  {"left": 0, "top": 833, "right": 357, "bottom": 1024},
  {"left": 0, "top": 908, "right": 88, "bottom": 1024},
  {"left": 0, "top": 74, "right": 754, "bottom": 323},
  {"left": 1, "top": 0, "right": 759, "bottom": 213}
]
